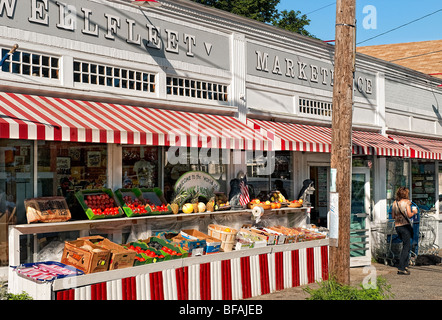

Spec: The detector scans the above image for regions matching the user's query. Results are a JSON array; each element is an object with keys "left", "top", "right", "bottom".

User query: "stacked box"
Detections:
[
  {"left": 61, "top": 239, "right": 111, "bottom": 274},
  {"left": 78, "top": 236, "right": 136, "bottom": 270}
]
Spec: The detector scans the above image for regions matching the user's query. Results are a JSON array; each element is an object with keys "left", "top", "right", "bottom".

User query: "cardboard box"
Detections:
[
  {"left": 78, "top": 236, "right": 136, "bottom": 270},
  {"left": 263, "top": 227, "right": 287, "bottom": 245},
  {"left": 250, "top": 227, "right": 277, "bottom": 245},
  {"left": 237, "top": 228, "right": 267, "bottom": 248},
  {"left": 24, "top": 197, "right": 71, "bottom": 223},
  {"left": 172, "top": 230, "right": 207, "bottom": 256},
  {"left": 180, "top": 229, "right": 221, "bottom": 254},
  {"left": 61, "top": 239, "right": 111, "bottom": 274},
  {"left": 268, "top": 226, "right": 301, "bottom": 243}
]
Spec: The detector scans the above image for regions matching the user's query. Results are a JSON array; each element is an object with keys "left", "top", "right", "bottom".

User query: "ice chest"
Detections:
[{"left": 61, "top": 239, "right": 111, "bottom": 274}]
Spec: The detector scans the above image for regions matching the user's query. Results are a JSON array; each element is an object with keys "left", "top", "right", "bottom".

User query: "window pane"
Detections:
[
  {"left": 122, "top": 146, "right": 160, "bottom": 189},
  {"left": 0, "top": 140, "right": 34, "bottom": 266}
]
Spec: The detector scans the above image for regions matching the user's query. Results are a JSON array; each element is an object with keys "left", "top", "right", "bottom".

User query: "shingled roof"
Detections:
[{"left": 357, "top": 40, "right": 442, "bottom": 79}]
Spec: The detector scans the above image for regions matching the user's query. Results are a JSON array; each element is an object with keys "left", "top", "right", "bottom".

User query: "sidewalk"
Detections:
[{"left": 247, "top": 257, "right": 442, "bottom": 300}]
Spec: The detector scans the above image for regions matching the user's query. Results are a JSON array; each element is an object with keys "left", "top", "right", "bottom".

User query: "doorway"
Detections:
[
  {"left": 350, "top": 167, "right": 372, "bottom": 267},
  {"left": 309, "top": 166, "right": 329, "bottom": 227}
]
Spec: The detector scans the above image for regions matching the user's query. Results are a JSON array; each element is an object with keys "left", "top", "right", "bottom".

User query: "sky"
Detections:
[{"left": 277, "top": 0, "right": 442, "bottom": 47}]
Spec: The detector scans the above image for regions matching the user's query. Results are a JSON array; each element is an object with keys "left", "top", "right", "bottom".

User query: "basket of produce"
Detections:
[
  {"left": 247, "top": 199, "right": 271, "bottom": 210},
  {"left": 288, "top": 199, "right": 303, "bottom": 208},
  {"left": 208, "top": 224, "right": 238, "bottom": 252}
]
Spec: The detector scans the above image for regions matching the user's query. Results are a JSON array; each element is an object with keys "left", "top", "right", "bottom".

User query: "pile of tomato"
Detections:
[
  {"left": 84, "top": 194, "right": 120, "bottom": 216},
  {"left": 148, "top": 203, "right": 170, "bottom": 212}
]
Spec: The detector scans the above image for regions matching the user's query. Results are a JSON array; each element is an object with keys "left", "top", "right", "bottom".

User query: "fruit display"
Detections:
[
  {"left": 269, "top": 191, "right": 287, "bottom": 203},
  {"left": 247, "top": 198, "right": 271, "bottom": 210},
  {"left": 75, "top": 189, "right": 124, "bottom": 220},
  {"left": 122, "top": 195, "right": 148, "bottom": 215},
  {"left": 288, "top": 199, "right": 303, "bottom": 208}
]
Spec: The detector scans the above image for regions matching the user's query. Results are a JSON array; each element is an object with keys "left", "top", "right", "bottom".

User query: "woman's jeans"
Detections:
[{"left": 395, "top": 225, "right": 412, "bottom": 271}]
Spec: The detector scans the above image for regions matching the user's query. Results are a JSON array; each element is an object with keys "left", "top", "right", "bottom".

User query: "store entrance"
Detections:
[
  {"left": 350, "top": 167, "right": 372, "bottom": 267},
  {"left": 309, "top": 166, "right": 329, "bottom": 227}
]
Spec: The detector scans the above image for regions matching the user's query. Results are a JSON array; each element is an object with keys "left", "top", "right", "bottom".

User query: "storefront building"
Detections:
[{"left": 0, "top": 0, "right": 441, "bottom": 284}]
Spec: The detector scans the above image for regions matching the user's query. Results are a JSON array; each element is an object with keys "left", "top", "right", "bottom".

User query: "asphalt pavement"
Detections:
[{"left": 247, "top": 252, "right": 442, "bottom": 300}]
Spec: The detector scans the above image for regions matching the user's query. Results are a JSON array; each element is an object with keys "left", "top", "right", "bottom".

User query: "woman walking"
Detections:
[{"left": 391, "top": 187, "right": 418, "bottom": 275}]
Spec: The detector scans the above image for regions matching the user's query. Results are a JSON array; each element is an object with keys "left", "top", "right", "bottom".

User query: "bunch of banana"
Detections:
[{"left": 270, "top": 191, "right": 286, "bottom": 203}]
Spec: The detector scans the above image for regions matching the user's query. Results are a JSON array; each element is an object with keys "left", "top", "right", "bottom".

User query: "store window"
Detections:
[
  {"left": 122, "top": 146, "right": 161, "bottom": 189},
  {"left": 247, "top": 151, "right": 292, "bottom": 200},
  {"left": 37, "top": 141, "right": 107, "bottom": 219},
  {"left": 164, "top": 147, "right": 228, "bottom": 202},
  {"left": 386, "top": 158, "right": 410, "bottom": 208},
  {"left": 0, "top": 139, "right": 34, "bottom": 266},
  {"left": 411, "top": 160, "right": 435, "bottom": 210}
]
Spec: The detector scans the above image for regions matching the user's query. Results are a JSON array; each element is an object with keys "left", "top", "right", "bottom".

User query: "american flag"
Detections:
[{"left": 239, "top": 175, "right": 250, "bottom": 206}]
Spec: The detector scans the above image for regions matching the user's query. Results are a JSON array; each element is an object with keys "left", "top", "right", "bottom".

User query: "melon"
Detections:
[{"left": 182, "top": 203, "right": 194, "bottom": 214}]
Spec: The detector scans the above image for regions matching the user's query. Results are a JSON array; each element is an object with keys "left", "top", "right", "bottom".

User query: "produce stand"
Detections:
[{"left": 8, "top": 207, "right": 329, "bottom": 300}]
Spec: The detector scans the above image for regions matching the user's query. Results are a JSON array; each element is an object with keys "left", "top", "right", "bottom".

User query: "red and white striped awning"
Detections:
[
  {"left": 0, "top": 92, "right": 270, "bottom": 150},
  {"left": 248, "top": 119, "right": 410, "bottom": 157},
  {"left": 389, "top": 134, "right": 442, "bottom": 160}
]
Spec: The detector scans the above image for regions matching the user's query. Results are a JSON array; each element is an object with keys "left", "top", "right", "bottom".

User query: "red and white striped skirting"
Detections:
[{"left": 55, "top": 245, "right": 329, "bottom": 300}]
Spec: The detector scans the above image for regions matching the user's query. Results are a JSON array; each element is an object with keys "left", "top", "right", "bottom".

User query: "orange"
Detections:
[{"left": 271, "top": 203, "right": 277, "bottom": 209}]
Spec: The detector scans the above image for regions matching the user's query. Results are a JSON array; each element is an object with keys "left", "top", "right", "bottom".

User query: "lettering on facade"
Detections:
[
  {"left": 0, "top": 0, "right": 213, "bottom": 58},
  {"left": 255, "top": 50, "right": 373, "bottom": 95}
]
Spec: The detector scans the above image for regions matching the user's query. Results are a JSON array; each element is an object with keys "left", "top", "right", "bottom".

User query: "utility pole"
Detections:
[{"left": 329, "top": 0, "right": 356, "bottom": 285}]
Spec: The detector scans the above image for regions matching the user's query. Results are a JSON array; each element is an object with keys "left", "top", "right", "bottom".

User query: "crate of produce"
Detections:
[
  {"left": 12, "top": 261, "right": 84, "bottom": 283},
  {"left": 268, "top": 226, "right": 301, "bottom": 243},
  {"left": 78, "top": 236, "right": 136, "bottom": 270},
  {"left": 235, "top": 228, "right": 267, "bottom": 250},
  {"left": 143, "top": 237, "right": 188, "bottom": 259},
  {"left": 24, "top": 196, "right": 71, "bottom": 223},
  {"left": 138, "top": 188, "right": 172, "bottom": 215},
  {"left": 250, "top": 227, "right": 277, "bottom": 245},
  {"left": 114, "top": 188, "right": 149, "bottom": 217},
  {"left": 208, "top": 224, "right": 238, "bottom": 252},
  {"left": 61, "top": 239, "right": 111, "bottom": 274},
  {"left": 172, "top": 230, "right": 207, "bottom": 256},
  {"left": 262, "top": 227, "right": 286, "bottom": 245},
  {"left": 75, "top": 189, "right": 124, "bottom": 220},
  {"left": 123, "top": 241, "right": 165, "bottom": 265}
]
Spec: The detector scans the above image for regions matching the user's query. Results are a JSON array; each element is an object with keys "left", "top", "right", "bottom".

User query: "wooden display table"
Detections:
[{"left": 8, "top": 207, "right": 329, "bottom": 300}]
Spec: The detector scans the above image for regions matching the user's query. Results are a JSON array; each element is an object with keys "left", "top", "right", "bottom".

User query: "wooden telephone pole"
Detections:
[{"left": 329, "top": 0, "right": 356, "bottom": 285}]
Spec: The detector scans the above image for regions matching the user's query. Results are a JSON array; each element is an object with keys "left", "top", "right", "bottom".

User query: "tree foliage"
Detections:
[{"left": 190, "top": 0, "right": 316, "bottom": 38}]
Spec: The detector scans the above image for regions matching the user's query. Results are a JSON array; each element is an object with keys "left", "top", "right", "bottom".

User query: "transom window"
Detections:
[
  {"left": 166, "top": 76, "right": 228, "bottom": 102},
  {"left": 73, "top": 60, "right": 156, "bottom": 93},
  {"left": 1, "top": 48, "right": 59, "bottom": 79},
  {"left": 299, "top": 98, "right": 332, "bottom": 117}
]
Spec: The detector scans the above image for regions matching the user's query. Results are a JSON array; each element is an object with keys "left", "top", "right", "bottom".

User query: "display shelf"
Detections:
[
  {"left": 9, "top": 207, "right": 310, "bottom": 266},
  {"left": 8, "top": 206, "right": 326, "bottom": 300},
  {"left": 51, "top": 238, "right": 328, "bottom": 292}
]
